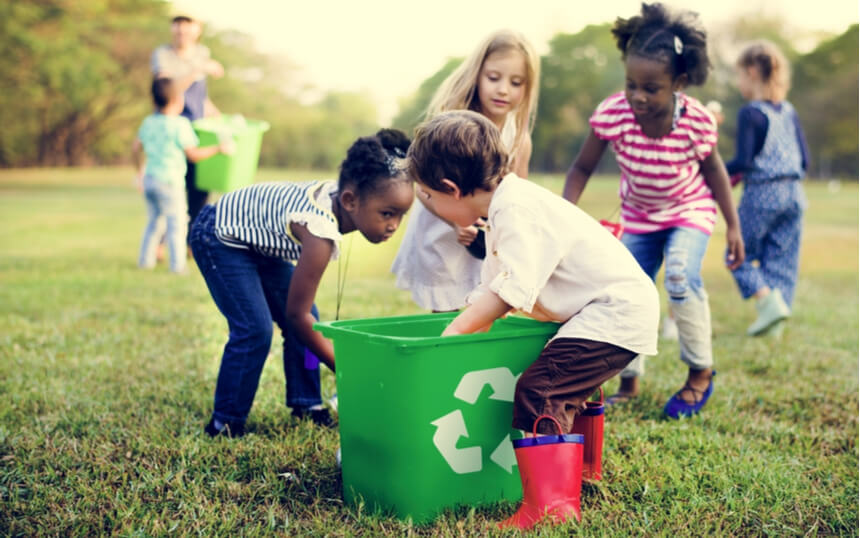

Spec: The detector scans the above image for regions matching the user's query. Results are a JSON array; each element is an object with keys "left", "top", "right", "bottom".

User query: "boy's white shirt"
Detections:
[{"left": 466, "top": 173, "right": 659, "bottom": 355}]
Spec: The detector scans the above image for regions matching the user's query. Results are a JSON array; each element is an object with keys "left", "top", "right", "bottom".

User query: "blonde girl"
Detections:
[
  {"left": 725, "top": 40, "right": 809, "bottom": 336},
  {"left": 392, "top": 29, "right": 540, "bottom": 311}
]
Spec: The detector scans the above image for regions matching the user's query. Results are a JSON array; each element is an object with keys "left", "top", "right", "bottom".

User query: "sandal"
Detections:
[
  {"left": 663, "top": 371, "right": 716, "bottom": 419},
  {"left": 605, "top": 393, "right": 636, "bottom": 406}
]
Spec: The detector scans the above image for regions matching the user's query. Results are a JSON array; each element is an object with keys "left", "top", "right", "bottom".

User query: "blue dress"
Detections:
[{"left": 727, "top": 100, "right": 808, "bottom": 306}]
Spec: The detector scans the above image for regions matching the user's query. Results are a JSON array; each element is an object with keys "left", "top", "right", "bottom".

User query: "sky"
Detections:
[{"left": 172, "top": 0, "right": 858, "bottom": 124}]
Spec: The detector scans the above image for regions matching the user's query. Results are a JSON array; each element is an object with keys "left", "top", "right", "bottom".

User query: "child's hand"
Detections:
[
  {"left": 219, "top": 138, "right": 236, "bottom": 155},
  {"left": 724, "top": 225, "right": 745, "bottom": 270},
  {"left": 133, "top": 172, "right": 144, "bottom": 193},
  {"left": 455, "top": 223, "right": 479, "bottom": 246}
]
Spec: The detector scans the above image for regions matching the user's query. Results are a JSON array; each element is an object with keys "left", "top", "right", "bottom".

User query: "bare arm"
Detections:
[
  {"left": 442, "top": 290, "right": 512, "bottom": 336},
  {"left": 562, "top": 130, "right": 607, "bottom": 204},
  {"left": 286, "top": 224, "right": 336, "bottom": 370},
  {"left": 184, "top": 145, "right": 219, "bottom": 163},
  {"left": 131, "top": 138, "right": 145, "bottom": 192},
  {"left": 701, "top": 151, "right": 745, "bottom": 270}
]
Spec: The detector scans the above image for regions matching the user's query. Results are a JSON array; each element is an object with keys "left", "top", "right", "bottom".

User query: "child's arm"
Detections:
[
  {"left": 442, "top": 290, "right": 512, "bottom": 336},
  {"left": 286, "top": 223, "right": 337, "bottom": 370},
  {"left": 701, "top": 151, "right": 745, "bottom": 270},
  {"left": 562, "top": 130, "right": 608, "bottom": 204},
  {"left": 184, "top": 140, "right": 232, "bottom": 163},
  {"left": 131, "top": 139, "right": 145, "bottom": 191}
]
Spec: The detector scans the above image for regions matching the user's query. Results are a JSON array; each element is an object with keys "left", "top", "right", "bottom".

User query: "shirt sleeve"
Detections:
[
  {"left": 177, "top": 118, "right": 199, "bottom": 149},
  {"left": 589, "top": 93, "right": 628, "bottom": 142},
  {"left": 684, "top": 98, "right": 718, "bottom": 161},
  {"left": 725, "top": 105, "right": 766, "bottom": 176},
  {"left": 151, "top": 46, "right": 171, "bottom": 76},
  {"left": 482, "top": 205, "right": 567, "bottom": 314}
]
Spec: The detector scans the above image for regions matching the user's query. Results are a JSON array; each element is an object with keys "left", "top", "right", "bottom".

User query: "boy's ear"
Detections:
[
  {"left": 440, "top": 178, "right": 462, "bottom": 199},
  {"left": 339, "top": 188, "right": 358, "bottom": 212}
]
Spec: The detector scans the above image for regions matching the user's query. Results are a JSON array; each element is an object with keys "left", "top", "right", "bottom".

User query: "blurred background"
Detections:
[{"left": 0, "top": 0, "right": 856, "bottom": 178}]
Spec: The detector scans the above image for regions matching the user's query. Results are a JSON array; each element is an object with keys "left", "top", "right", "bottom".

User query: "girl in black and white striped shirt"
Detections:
[{"left": 190, "top": 129, "right": 414, "bottom": 437}]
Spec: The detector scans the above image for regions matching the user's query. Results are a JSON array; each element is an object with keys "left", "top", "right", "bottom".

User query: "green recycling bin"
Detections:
[
  {"left": 192, "top": 115, "right": 270, "bottom": 192},
  {"left": 314, "top": 313, "right": 559, "bottom": 523}
]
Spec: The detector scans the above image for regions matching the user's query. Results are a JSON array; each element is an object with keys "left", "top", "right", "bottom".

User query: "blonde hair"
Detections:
[
  {"left": 426, "top": 29, "right": 540, "bottom": 167},
  {"left": 737, "top": 40, "right": 791, "bottom": 102}
]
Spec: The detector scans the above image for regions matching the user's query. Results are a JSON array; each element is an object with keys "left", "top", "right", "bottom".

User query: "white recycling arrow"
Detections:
[
  {"left": 454, "top": 367, "right": 520, "bottom": 404},
  {"left": 430, "top": 410, "right": 482, "bottom": 474},
  {"left": 490, "top": 434, "right": 516, "bottom": 473}
]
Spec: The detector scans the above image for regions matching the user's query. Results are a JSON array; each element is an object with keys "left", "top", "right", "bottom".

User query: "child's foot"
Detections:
[
  {"left": 204, "top": 417, "right": 245, "bottom": 438},
  {"left": 747, "top": 289, "right": 790, "bottom": 336},
  {"left": 606, "top": 377, "right": 639, "bottom": 406},
  {"left": 292, "top": 407, "right": 336, "bottom": 428},
  {"left": 664, "top": 369, "right": 715, "bottom": 419},
  {"left": 605, "top": 392, "right": 636, "bottom": 406}
]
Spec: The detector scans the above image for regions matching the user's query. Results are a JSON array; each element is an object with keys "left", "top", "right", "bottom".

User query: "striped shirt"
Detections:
[
  {"left": 213, "top": 180, "right": 341, "bottom": 261},
  {"left": 590, "top": 92, "right": 719, "bottom": 235}
]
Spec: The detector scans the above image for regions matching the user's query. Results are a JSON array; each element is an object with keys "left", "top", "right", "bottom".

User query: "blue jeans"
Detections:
[
  {"left": 189, "top": 205, "right": 322, "bottom": 425},
  {"left": 620, "top": 227, "right": 713, "bottom": 377},
  {"left": 139, "top": 177, "right": 186, "bottom": 273}
]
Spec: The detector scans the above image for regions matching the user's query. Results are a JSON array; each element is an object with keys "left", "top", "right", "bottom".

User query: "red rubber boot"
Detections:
[
  {"left": 571, "top": 388, "right": 605, "bottom": 481},
  {"left": 499, "top": 415, "right": 584, "bottom": 530}
]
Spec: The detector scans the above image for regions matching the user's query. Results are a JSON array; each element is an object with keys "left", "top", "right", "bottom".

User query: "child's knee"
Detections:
[{"left": 664, "top": 248, "right": 701, "bottom": 301}]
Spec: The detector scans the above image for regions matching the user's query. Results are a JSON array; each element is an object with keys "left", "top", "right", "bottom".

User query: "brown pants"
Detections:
[{"left": 512, "top": 337, "right": 637, "bottom": 435}]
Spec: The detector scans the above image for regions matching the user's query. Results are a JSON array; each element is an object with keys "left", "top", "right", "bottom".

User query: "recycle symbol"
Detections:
[{"left": 430, "top": 367, "right": 520, "bottom": 474}]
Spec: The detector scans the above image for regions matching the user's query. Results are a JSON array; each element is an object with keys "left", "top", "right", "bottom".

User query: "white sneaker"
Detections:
[
  {"left": 336, "top": 446, "right": 341, "bottom": 468},
  {"left": 328, "top": 393, "right": 338, "bottom": 413}
]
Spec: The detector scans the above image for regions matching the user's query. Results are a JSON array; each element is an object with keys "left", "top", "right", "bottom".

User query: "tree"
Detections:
[{"left": 0, "top": 0, "right": 166, "bottom": 166}]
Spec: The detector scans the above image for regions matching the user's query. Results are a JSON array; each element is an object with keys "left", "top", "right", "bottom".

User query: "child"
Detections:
[
  {"left": 391, "top": 29, "right": 540, "bottom": 311},
  {"left": 725, "top": 41, "right": 809, "bottom": 336},
  {"left": 133, "top": 77, "right": 230, "bottom": 274},
  {"left": 562, "top": 3, "right": 745, "bottom": 418},
  {"left": 151, "top": 14, "right": 225, "bottom": 238},
  {"left": 189, "top": 129, "right": 414, "bottom": 438},
  {"left": 409, "top": 109, "right": 659, "bottom": 529}
]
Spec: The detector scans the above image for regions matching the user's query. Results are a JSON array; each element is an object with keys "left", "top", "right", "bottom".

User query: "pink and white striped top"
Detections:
[{"left": 590, "top": 92, "right": 719, "bottom": 235}]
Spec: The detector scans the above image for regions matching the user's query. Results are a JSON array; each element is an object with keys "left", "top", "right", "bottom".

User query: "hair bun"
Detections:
[{"left": 376, "top": 128, "right": 411, "bottom": 155}]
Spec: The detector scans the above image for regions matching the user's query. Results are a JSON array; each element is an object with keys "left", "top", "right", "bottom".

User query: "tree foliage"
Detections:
[{"left": 0, "top": 5, "right": 856, "bottom": 178}]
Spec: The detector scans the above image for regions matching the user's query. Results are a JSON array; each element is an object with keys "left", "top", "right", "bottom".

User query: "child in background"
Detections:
[
  {"left": 409, "top": 109, "right": 659, "bottom": 529},
  {"left": 391, "top": 29, "right": 540, "bottom": 312},
  {"left": 133, "top": 77, "right": 231, "bottom": 274},
  {"left": 189, "top": 130, "right": 414, "bottom": 438},
  {"left": 562, "top": 3, "right": 744, "bottom": 418},
  {"left": 151, "top": 14, "right": 224, "bottom": 240},
  {"left": 725, "top": 41, "right": 809, "bottom": 336}
]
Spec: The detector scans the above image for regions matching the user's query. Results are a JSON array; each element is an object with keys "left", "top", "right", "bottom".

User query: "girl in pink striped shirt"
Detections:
[{"left": 563, "top": 3, "right": 744, "bottom": 419}]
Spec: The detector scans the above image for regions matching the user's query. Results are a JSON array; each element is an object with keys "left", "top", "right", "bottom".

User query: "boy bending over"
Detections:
[{"left": 407, "top": 109, "right": 659, "bottom": 528}]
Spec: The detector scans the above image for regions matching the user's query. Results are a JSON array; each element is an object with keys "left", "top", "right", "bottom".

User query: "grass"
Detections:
[{"left": 0, "top": 167, "right": 857, "bottom": 536}]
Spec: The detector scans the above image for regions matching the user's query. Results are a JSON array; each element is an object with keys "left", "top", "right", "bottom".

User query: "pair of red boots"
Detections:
[{"left": 500, "top": 391, "right": 605, "bottom": 530}]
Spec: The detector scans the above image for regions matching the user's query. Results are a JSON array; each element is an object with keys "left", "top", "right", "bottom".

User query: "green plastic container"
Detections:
[
  {"left": 192, "top": 116, "right": 270, "bottom": 192},
  {"left": 314, "top": 313, "right": 559, "bottom": 523}
]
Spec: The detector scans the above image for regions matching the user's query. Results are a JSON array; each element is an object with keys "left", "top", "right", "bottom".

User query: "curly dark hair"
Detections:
[
  {"left": 338, "top": 128, "right": 411, "bottom": 197},
  {"left": 612, "top": 2, "right": 711, "bottom": 86}
]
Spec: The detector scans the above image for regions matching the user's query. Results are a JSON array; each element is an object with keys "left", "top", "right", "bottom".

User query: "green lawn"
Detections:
[{"left": 1, "top": 167, "right": 857, "bottom": 536}]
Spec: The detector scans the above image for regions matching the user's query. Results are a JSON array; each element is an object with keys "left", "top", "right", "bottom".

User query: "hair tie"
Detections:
[{"left": 674, "top": 35, "right": 684, "bottom": 55}]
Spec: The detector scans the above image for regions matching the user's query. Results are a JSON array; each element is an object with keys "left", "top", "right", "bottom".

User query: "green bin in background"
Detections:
[
  {"left": 315, "top": 313, "right": 559, "bottom": 523},
  {"left": 192, "top": 115, "right": 270, "bottom": 192}
]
